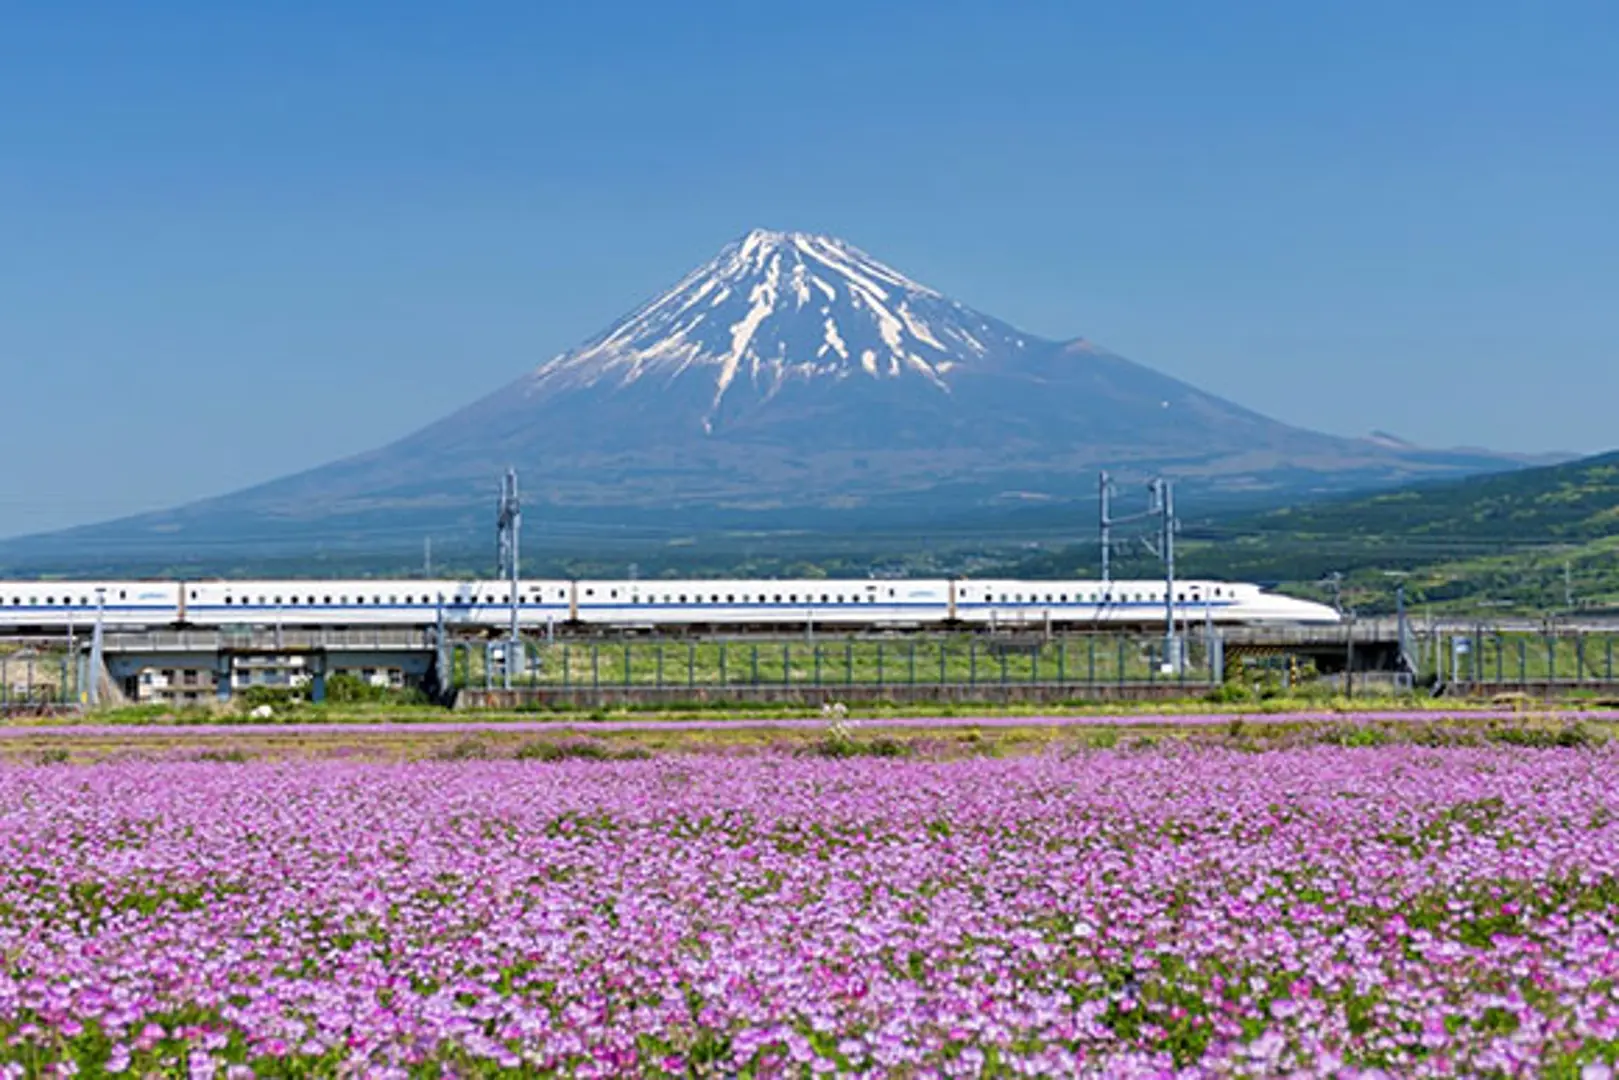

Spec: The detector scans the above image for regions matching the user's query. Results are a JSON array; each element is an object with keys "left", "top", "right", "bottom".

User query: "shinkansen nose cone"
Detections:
[{"left": 1270, "top": 595, "right": 1343, "bottom": 624}]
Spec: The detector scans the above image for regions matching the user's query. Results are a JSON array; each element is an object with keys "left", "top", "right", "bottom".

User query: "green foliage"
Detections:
[
  {"left": 513, "top": 738, "right": 649, "bottom": 762},
  {"left": 1486, "top": 722, "right": 1601, "bottom": 749},
  {"left": 239, "top": 686, "right": 300, "bottom": 709},
  {"left": 323, "top": 673, "right": 426, "bottom": 705},
  {"left": 808, "top": 734, "right": 913, "bottom": 759},
  {"left": 433, "top": 737, "right": 491, "bottom": 761}
]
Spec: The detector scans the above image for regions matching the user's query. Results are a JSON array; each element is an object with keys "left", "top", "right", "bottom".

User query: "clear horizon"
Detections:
[{"left": 2, "top": 2, "right": 1616, "bottom": 538}]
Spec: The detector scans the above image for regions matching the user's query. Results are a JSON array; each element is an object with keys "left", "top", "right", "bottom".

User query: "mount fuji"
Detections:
[{"left": 0, "top": 229, "right": 1525, "bottom": 566}]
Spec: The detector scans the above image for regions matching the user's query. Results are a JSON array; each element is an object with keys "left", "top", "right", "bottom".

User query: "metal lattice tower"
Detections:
[
  {"left": 1098, "top": 471, "right": 1180, "bottom": 670},
  {"left": 496, "top": 469, "right": 522, "bottom": 688},
  {"left": 496, "top": 469, "right": 521, "bottom": 581}
]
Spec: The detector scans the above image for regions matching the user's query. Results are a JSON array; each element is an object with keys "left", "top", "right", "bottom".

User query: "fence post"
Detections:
[
  {"left": 1609, "top": 636, "right": 1615, "bottom": 682},
  {"left": 783, "top": 643, "right": 791, "bottom": 687},
  {"left": 876, "top": 642, "right": 884, "bottom": 687},
  {"left": 1577, "top": 634, "right": 1586, "bottom": 682},
  {"left": 656, "top": 642, "right": 664, "bottom": 689},
  {"left": 814, "top": 644, "right": 821, "bottom": 687},
  {"left": 719, "top": 642, "right": 728, "bottom": 685},
  {"left": 845, "top": 640, "right": 853, "bottom": 686},
  {"left": 688, "top": 642, "right": 696, "bottom": 690},
  {"left": 1545, "top": 635, "right": 1556, "bottom": 684},
  {"left": 1088, "top": 637, "right": 1096, "bottom": 685},
  {"left": 969, "top": 639, "right": 977, "bottom": 686},
  {"left": 1518, "top": 638, "right": 1527, "bottom": 686},
  {"left": 751, "top": 643, "right": 759, "bottom": 686},
  {"left": 624, "top": 641, "right": 632, "bottom": 687},
  {"left": 1117, "top": 639, "right": 1125, "bottom": 687},
  {"left": 1057, "top": 639, "right": 1065, "bottom": 684},
  {"left": 908, "top": 639, "right": 917, "bottom": 685},
  {"left": 939, "top": 640, "right": 947, "bottom": 685},
  {"left": 591, "top": 643, "right": 600, "bottom": 690}
]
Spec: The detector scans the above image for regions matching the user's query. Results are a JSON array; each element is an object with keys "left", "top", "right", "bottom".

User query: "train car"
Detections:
[
  {"left": 948, "top": 578, "right": 1336, "bottom": 627},
  {"left": 0, "top": 576, "right": 1339, "bottom": 633},
  {"left": 570, "top": 578, "right": 952, "bottom": 630},
  {"left": 181, "top": 579, "right": 573, "bottom": 628},
  {"left": 0, "top": 581, "right": 182, "bottom": 631}
]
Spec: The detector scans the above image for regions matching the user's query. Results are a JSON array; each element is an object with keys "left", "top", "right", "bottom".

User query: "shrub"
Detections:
[
  {"left": 1487, "top": 723, "right": 1599, "bottom": 749},
  {"left": 194, "top": 748, "right": 251, "bottom": 764},
  {"left": 1322, "top": 724, "right": 1392, "bottom": 748},
  {"left": 514, "top": 738, "right": 650, "bottom": 762},
  {"left": 806, "top": 735, "right": 912, "bottom": 759},
  {"left": 1205, "top": 683, "right": 1254, "bottom": 705},
  {"left": 240, "top": 686, "right": 301, "bottom": 710},
  {"left": 435, "top": 737, "right": 492, "bottom": 761}
]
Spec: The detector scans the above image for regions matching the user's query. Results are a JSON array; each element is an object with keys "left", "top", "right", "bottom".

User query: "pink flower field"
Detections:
[{"left": 3, "top": 748, "right": 1619, "bottom": 1077}]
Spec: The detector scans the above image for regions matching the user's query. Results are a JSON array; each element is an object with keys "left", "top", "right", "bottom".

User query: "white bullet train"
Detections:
[{"left": 0, "top": 577, "right": 1339, "bottom": 631}]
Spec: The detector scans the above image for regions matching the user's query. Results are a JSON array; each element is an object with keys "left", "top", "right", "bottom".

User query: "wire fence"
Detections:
[
  {"left": 1412, "top": 630, "right": 1619, "bottom": 687},
  {"left": 447, "top": 633, "right": 1221, "bottom": 692},
  {"left": 0, "top": 648, "right": 77, "bottom": 712}
]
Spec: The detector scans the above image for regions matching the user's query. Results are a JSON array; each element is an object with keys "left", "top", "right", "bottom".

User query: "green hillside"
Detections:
[{"left": 1007, "top": 450, "right": 1619, "bottom": 616}]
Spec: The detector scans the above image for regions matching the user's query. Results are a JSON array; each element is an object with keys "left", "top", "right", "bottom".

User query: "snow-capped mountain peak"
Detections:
[{"left": 527, "top": 229, "right": 1035, "bottom": 431}]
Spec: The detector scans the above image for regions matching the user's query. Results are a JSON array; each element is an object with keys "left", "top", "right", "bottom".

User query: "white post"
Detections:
[{"left": 89, "top": 587, "right": 106, "bottom": 707}]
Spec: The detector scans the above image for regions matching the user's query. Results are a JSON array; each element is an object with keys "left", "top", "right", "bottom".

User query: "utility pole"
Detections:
[
  {"left": 89, "top": 586, "right": 105, "bottom": 708},
  {"left": 496, "top": 469, "right": 522, "bottom": 689},
  {"left": 1564, "top": 560, "right": 1574, "bottom": 612},
  {"left": 1099, "top": 470, "right": 1178, "bottom": 666},
  {"left": 1395, "top": 581, "right": 1411, "bottom": 675},
  {"left": 1324, "top": 572, "right": 1345, "bottom": 615},
  {"left": 1152, "top": 479, "right": 1177, "bottom": 673},
  {"left": 1099, "top": 471, "right": 1112, "bottom": 584}
]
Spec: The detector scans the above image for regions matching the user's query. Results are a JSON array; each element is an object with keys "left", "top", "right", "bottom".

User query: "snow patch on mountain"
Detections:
[{"left": 526, "top": 229, "right": 1032, "bottom": 430}]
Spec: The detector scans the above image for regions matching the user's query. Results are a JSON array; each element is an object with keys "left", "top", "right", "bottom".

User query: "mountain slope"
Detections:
[
  {"left": 1005, "top": 449, "right": 1619, "bottom": 614},
  {"left": 0, "top": 228, "right": 1529, "bottom": 568}
]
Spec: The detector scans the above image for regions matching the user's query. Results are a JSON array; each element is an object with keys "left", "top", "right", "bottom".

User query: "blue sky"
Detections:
[{"left": 2, "top": 1, "right": 1616, "bottom": 537}]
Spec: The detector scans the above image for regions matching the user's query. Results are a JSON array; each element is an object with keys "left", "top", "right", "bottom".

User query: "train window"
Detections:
[
  {"left": 1214, "top": 588, "right": 1223, "bottom": 597},
  {"left": 340, "top": 596, "right": 348, "bottom": 604},
  {"left": 789, "top": 594, "right": 797, "bottom": 603},
  {"left": 820, "top": 595, "right": 828, "bottom": 603},
  {"left": 323, "top": 596, "right": 332, "bottom": 605},
  {"left": 585, "top": 589, "right": 595, "bottom": 597},
  {"left": 711, "top": 595, "right": 719, "bottom": 603},
  {"left": 224, "top": 597, "right": 233, "bottom": 605},
  {"left": 10, "top": 598, "right": 18, "bottom": 605},
  {"left": 47, "top": 597, "right": 55, "bottom": 605},
  {"left": 1059, "top": 594, "right": 1067, "bottom": 603},
  {"left": 679, "top": 595, "right": 687, "bottom": 603},
  {"left": 610, "top": 590, "right": 617, "bottom": 599},
  {"left": 405, "top": 596, "right": 415, "bottom": 605},
  {"left": 726, "top": 595, "right": 734, "bottom": 603},
  {"left": 888, "top": 589, "right": 895, "bottom": 597}
]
